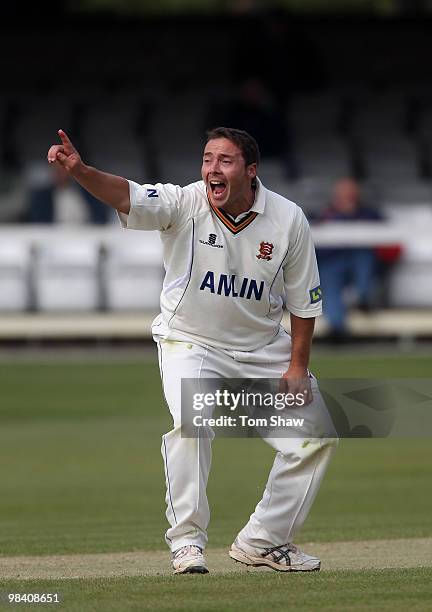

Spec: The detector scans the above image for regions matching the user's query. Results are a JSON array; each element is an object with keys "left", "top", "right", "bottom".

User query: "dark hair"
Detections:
[{"left": 205, "top": 127, "right": 260, "bottom": 167}]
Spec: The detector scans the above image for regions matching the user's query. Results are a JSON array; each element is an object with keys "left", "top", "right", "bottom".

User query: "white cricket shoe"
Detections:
[
  {"left": 229, "top": 537, "right": 320, "bottom": 572},
  {"left": 172, "top": 545, "right": 209, "bottom": 574}
]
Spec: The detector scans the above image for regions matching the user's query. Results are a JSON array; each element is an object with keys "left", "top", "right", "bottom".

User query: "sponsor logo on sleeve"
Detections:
[
  {"left": 146, "top": 188, "right": 159, "bottom": 198},
  {"left": 309, "top": 286, "right": 322, "bottom": 304}
]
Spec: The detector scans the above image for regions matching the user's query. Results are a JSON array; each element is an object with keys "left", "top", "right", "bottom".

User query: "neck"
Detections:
[{"left": 221, "top": 187, "right": 255, "bottom": 217}]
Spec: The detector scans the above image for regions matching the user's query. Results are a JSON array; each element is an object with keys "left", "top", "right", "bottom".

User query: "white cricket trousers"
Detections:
[{"left": 156, "top": 330, "right": 338, "bottom": 552}]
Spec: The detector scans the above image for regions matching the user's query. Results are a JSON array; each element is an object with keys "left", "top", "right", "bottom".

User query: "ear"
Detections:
[{"left": 247, "top": 163, "right": 257, "bottom": 179}]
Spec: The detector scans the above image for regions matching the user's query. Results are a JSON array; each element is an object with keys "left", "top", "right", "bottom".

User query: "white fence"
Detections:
[{"left": 0, "top": 221, "right": 432, "bottom": 314}]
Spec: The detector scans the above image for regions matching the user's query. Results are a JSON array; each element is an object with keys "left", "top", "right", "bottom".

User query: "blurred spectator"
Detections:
[
  {"left": 0, "top": 168, "right": 26, "bottom": 223},
  {"left": 25, "top": 161, "right": 109, "bottom": 224},
  {"left": 314, "top": 178, "right": 383, "bottom": 342},
  {"left": 25, "top": 162, "right": 55, "bottom": 223}
]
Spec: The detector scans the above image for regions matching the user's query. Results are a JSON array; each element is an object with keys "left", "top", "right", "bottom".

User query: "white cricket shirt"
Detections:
[{"left": 119, "top": 178, "right": 322, "bottom": 352}]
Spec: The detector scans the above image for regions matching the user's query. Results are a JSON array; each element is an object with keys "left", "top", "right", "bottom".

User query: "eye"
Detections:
[{"left": 222, "top": 160, "right": 232, "bottom": 165}]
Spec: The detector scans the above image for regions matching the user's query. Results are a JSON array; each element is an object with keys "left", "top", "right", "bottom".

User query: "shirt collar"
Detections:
[
  {"left": 250, "top": 177, "right": 266, "bottom": 215},
  {"left": 229, "top": 177, "right": 267, "bottom": 221},
  {"left": 202, "top": 176, "right": 267, "bottom": 219}
]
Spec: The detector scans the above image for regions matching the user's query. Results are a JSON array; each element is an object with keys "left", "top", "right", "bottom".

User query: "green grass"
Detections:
[
  {"left": 1, "top": 569, "right": 432, "bottom": 612},
  {"left": 0, "top": 354, "right": 431, "bottom": 556},
  {"left": 0, "top": 351, "right": 431, "bottom": 610},
  {"left": 311, "top": 351, "right": 432, "bottom": 378}
]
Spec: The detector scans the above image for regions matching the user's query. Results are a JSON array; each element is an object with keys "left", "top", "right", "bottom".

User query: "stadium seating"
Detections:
[
  {"left": 2, "top": 85, "right": 432, "bottom": 199},
  {"left": 2, "top": 74, "right": 432, "bottom": 327}
]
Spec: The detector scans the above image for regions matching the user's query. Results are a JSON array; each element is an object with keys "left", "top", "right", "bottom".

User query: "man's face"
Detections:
[
  {"left": 331, "top": 179, "right": 360, "bottom": 214},
  {"left": 201, "top": 138, "right": 256, "bottom": 209}
]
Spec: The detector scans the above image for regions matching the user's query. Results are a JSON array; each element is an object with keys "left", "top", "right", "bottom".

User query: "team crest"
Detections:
[{"left": 256, "top": 241, "right": 274, "bottom": 261}]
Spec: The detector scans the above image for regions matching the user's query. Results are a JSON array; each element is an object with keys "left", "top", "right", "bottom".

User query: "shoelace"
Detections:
[
  {"left": 265, "top": 543, "right": 299, "bottom": 555},
  {"left": 173, "top": 545, "right": 203, "bottom": 559},
  {"left": 262, "top": 543, "right": 299, "bottom": 565}
]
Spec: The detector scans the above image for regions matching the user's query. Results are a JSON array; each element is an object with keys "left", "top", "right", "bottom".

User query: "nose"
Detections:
[{"left": 209, "top": 160, "right": 221, "bottom": 174}]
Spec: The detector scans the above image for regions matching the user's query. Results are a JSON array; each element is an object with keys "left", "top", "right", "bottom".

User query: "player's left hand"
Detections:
[{"left": 279, "top": 366, "right": 313, "bottom": 406}]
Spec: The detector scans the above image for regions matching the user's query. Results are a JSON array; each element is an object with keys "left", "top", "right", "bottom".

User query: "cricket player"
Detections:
[{"left": 48, "top": 127, "right": 337, "bottom": 574}]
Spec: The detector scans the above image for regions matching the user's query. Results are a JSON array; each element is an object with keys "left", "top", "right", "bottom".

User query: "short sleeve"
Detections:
[
  {"left": 283, "top": 207, "right": 322, "bottom": 318},
  {"left": 118, "top": 180, "right": 189, "bottom": 231}
]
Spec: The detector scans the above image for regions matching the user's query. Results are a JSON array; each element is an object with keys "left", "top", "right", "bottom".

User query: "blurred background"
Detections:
[
  {"left": 1, "top": 0, "right": 432, "bottom": 344},
  {"left": 1, "top": 4, "right": 432, "bottom": 596}
]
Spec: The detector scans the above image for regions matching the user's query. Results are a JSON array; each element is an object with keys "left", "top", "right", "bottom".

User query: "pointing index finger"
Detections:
[{"left": 58, "top": 129, "right": 72, "bottom": 147}]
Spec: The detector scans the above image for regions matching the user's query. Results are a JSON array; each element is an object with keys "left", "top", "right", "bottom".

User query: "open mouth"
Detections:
[{"left": 209, "top": 180, "right": 227, "bottom": 199}]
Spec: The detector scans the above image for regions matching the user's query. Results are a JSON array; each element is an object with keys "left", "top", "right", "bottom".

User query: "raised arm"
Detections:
[{"left": 47, "top": 130, "right": 130, "bottom": 214}]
